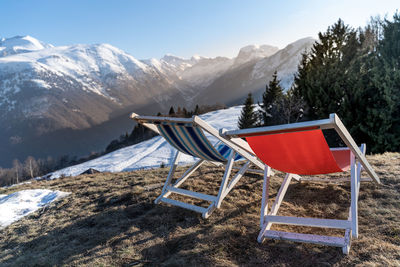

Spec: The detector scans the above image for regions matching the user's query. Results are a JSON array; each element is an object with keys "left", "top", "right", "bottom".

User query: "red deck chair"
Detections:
[{"left": 223, "top": 114, "right": 380, "bottom": 254}]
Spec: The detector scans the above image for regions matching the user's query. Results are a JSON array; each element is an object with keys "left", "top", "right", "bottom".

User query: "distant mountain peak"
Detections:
[
  {"left": 235, "top": 44, "right": 279, "bottom": 65},
  {"left": 161, "top": 54, "right": 185, "bottom": 61},
  {"left": 0, "top": 35, "right": 53, "bottom": 57}
]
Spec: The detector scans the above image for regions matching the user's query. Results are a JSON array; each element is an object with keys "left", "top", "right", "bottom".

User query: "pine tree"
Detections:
[
  {"left": 260, "top": 71, "right": 284, "bottom": 126},
  {"left": 263, "top": 71, "right": 283, "bottom": 109},
  {"left": 194, "top": 105, "right": 200, "bottom": 115},
  {"left": 296, "top": 19, "right": 361, "bottom": 121},
  {"left": 295, "top": 17, "right": 399, "bottom": 153},
  {"left": 168, "top": 106, "right": 175, "bottom": 116},
  {"left": 370, "top": 12, "right": 400, "bottom": 151},
  {"left": 238, "top": 93, "right": 257, "bottom": 129}
]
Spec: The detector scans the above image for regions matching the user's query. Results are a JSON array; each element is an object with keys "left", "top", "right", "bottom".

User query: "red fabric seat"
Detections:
[
  {"left": 331, "top": 149, "right": 351, "bottom": 172},
  {"left": 246, "top": 129, "right": 350, "bottom": 175}
]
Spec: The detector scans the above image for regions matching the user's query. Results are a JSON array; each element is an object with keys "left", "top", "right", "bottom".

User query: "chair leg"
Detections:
[
  {"left": 258, "top": 171, "right": 292, "bottom": 242},
  {"left": 161, "top": 159, "right": 205, "bottom": 200},
  {"left": 258, "top": 155, "right": 362, "bottom": 253},
  {"left": 350, "top": 151, "right": 361, "bottom": 239},
  {"left": 221, "top": 160, "right": 251, "bottom": 200},
  {"left": 155, "top": 150, "right": 181, "bottom": 204},
  {"left": 260, "top": 165, "right": 272, "bottom": 229},
  {"left": 270, "top": 173, "right": 294, "bottom": 215},
  {"left": 202, "top": 202, "right": 217, "bottom": 219},
  {"left": 342, "top": 228, "right": 351, "bottom": 254},
  {"left": 216, "top": 150, "right": 235, "bottom": 208},
  {"left": 172, "top": 159, "right": 204, "bottom": 187}
]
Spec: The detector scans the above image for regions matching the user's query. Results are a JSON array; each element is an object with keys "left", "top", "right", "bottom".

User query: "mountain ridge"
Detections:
[{"left": 0, "top": 35, "right": 315, "bottom": 167}]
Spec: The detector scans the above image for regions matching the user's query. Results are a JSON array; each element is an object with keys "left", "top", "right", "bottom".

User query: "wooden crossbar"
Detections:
[
  {"left": 166, "top": 186, "right": 217, "bottom": 202},
  {"left": 264, "top": 215, "right": 351, "bottom": 229},
  {"left": 130, "top": 113, "right": 194, "bottom": 124},
  {"left": 160, "top": 197, "right": 207, "bottom": 214},
  {"left": 265, "top": 230, "right": 347, "bottom": 247},
  {"left": 224, "top": 117, "right": 334, "bottom": 138}
]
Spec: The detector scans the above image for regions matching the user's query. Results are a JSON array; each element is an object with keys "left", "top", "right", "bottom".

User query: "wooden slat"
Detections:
[
  {"left": 131, "top": 113, "right": 194, "bottom": 123},
  {"left": 299, "top": 177, "right": 372, "bottom": 183},
  {"left": 264, "top": 230, "right": 346, "bottom": 247},
  {"left": 265, "top": 215, "right": 351, "bottom": 229},
  {"left": 350, "top": 153, "right": 359, "bottom": 238},
  {"left": 166, "top": 186, "right": 216, "bottom": 202},
  {"left": 130, "top": 113, "right": 161, "bottom": 134},
  {"left": 332, "top": 114, "right": 380, "bottom": 184},
  {"left": 159, "top": 197, "right": 207, "bottom": 214},
  {"left": 224, "top": 117, "right": 334, "bottom": 138},
  {"left": 173, "top": 159, "right": 204, "bottom": 188}
]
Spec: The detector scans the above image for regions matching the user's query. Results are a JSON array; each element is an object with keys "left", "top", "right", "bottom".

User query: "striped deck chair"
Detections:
[
  {"left": 223, "top": 114, "right": 380, "bottom": 254},
  {"left": 130, "top": 113, "right": 265, "bottom": 218}
]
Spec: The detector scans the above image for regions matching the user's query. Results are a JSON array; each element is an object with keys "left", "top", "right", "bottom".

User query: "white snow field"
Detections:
[
  {"left": 0, "top": 189, "right": 70, "bottom": 228},
  {"left": 50, "top": 106, "right": 244, "bottom": 179}
]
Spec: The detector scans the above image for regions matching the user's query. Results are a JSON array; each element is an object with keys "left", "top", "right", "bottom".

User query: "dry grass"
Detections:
[{"left": 0, "top": 153, "right": 399, "bottom": 266}]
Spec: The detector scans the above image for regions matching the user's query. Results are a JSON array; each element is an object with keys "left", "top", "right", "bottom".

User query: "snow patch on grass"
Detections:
[{"left": 0, "top": 189, "right": 70, "bottom": 229}]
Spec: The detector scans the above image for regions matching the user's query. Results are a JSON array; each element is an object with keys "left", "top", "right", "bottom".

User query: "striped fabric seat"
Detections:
[
  {"left": 216, "top": 143, "right": 244, "bottom": 161},
  {"left": 156, "top": 122, "right": 227, "bottom": 162},
  {"left": 131, "top": 112, "right": 266, "bottom": 219}
]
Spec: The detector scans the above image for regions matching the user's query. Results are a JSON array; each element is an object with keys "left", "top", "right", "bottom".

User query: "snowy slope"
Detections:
[
  {"left": 0, "top": 189, "right": 69, "bottom": 228},
  {"left": 50, "top": 106, "right": 243, "bottom": 179}
]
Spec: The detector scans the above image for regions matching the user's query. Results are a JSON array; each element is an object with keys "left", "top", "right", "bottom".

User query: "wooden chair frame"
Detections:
[
  {"left": 223, "top": 114, "right": 380, "bottom": 254},
  {"left": 131, "top": 113, "right": 266, "bottom": 218}
]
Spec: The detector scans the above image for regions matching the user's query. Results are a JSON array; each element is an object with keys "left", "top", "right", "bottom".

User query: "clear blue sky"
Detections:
[{"left": 1, "top": 0, "right": 398, "bottom": 59}]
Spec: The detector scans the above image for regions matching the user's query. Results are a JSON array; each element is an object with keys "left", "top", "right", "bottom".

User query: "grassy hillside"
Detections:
[{"left": 0, "top": 153, "right": 399, "bottom": 266}]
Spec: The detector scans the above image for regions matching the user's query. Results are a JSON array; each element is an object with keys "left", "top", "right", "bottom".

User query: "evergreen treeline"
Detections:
[
  {"left": 239, "top": 13, "right": 400, "bottom": 154},
  {"left": 238, "top": 72, "right": 304, "bottom": 129}
]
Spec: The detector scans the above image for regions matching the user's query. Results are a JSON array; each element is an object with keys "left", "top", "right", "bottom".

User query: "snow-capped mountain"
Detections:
[
  {"left": 0, "top": 35, "right": 53, "bottom": 57},
  {"left": 0, "top": 35, "right": 315, "bottom": 167}
]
